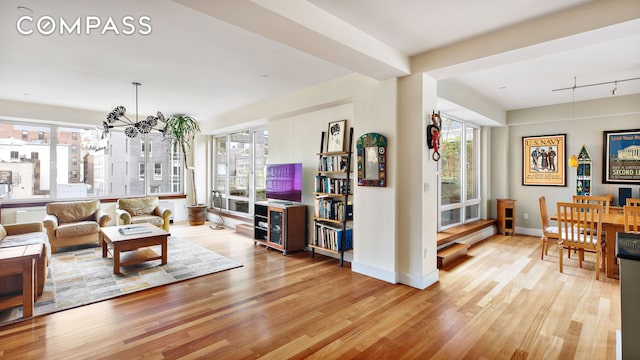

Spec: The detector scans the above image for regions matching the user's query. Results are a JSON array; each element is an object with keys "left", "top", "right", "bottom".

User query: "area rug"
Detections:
[{"left": 0, "top": 236, "right": 242, "bottom": 326}]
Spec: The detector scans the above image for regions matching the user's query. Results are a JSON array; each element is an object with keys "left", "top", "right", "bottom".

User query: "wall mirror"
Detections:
[{"left": 356, "top": 133, "right": 387, "bottom": 187}]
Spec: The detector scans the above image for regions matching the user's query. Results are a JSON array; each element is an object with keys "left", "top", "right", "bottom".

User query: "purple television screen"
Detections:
[{"left": 266, "top": 163, "right": 302, "bottom": 203}]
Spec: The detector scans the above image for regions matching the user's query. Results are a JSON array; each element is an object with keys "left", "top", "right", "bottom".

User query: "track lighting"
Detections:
[
  {"left": 552, "top": 76, "right": 640, "bottom": 95},
  {"left": 611, "top": 81, "right": 617, "bottom": 96}
]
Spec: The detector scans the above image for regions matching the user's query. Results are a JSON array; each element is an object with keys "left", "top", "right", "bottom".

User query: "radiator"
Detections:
[
  {"left": 16, "top": 208, "right": 46, "bottom": 223},
  {"left": 159, "top": 201, "right": 175, "bottom": 223}
]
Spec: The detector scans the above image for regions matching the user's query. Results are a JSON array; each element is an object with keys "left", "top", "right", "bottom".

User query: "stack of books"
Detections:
[{"left": 118, "top": 225, "right": 152, "bottom": 235}]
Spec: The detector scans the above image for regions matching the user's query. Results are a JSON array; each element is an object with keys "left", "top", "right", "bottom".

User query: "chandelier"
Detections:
[{"left": 102, "top": 82, "right": 166, "bottom": 138}]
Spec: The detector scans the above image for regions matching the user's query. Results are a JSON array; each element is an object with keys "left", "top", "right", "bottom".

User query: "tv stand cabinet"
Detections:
[{"left": 254, "top": 202, "right": 306, "bottom": 255}]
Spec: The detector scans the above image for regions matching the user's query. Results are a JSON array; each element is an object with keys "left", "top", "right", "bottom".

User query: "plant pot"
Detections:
[{"left": 187, "top": 204, "right": 208, "bottom": 226}]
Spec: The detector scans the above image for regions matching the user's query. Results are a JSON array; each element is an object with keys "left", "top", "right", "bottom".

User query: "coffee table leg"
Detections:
[
  {"left": 102, "top": 238, "right": 108, "bottom": 258},
  {"left": 161, "top": 236, "right": 168, "bottom": 265},
  {"left": 113, "top": 244, "right": 121, "bottom": 274},
  {"left": 22, "top": 257, "right": 35, "bottom": 317}
]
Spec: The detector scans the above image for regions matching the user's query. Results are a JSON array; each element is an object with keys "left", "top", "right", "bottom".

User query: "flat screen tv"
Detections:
[{"left": 266, "top": 163, "right": 302, "bottom": 203}]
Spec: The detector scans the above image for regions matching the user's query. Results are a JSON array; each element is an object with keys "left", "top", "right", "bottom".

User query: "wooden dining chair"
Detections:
[
  {"left": 538, "top": 196, "right": 560, "bottom": 260},
  {"left": 626, "top": 198, "right": 640, "bottom": 207},
  {"left": 557, "top": 202, "right": 604, "bottom": 280},
  {"left": 624, "top": 205, "right": 640, "bottom": 233},
  {"left": 572, "top": 195, "right": 610, "bottom": 214}
]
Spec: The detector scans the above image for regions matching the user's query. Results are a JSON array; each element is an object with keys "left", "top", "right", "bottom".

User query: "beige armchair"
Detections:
[
  {"left": 116, "top": 196, "right": 171, "bottom": 231},
  {"left": 43, "top": 199, "right": 111, "bottom": 254}
]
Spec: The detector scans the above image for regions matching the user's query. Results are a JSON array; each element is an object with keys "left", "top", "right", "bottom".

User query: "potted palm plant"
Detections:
[{"left": 163, "top": 114, "right": 207, "bottom": 225}]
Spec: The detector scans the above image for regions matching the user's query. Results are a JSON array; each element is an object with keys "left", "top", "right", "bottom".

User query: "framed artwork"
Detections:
[
  {"left": 356, "top": 132, "right": 387, "bottom": 187},
  {"left": 327, "top": 119, "right": 347, "bottom": 152},
  {"left": 522, "top": 134, "right": 566, "bottom": 186},
  {"left": 603, "top": 129, "right": 640, "bottom": 184}
]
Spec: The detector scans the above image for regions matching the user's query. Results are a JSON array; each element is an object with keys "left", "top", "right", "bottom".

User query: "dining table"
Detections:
[{"left": 551, "top": 206, "right": 625, "bottom": 279}]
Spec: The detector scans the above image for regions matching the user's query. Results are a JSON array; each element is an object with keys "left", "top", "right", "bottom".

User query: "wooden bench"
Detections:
[{"left": 436, "top": 219, "right": 496, "bottom": 269}]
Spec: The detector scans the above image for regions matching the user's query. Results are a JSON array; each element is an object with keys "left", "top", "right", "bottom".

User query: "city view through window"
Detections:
[{"left": 0, "top": 121, "right": 181, "bottom": 201}]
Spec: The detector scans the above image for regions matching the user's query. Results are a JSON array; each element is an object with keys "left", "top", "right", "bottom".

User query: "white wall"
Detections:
[
  {"left": 350, "top": 77, "right": 398, "bottom": 282},
  {"left": 201, "top": 73, "right": 401, "bottom": 284},
  {"left": 396, "top": 73, "right": 440, "bottom": 289},
  {"left": 496, "top": 93, "right": 640, "bottom": 236},
  {"left": 268, "top": 102, "right": 354, "bottom": 261}
]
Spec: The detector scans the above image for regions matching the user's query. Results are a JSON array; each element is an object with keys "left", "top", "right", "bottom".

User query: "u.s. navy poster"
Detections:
[{"left": 522, "top": 134, "right": 566, "bottom": 186}]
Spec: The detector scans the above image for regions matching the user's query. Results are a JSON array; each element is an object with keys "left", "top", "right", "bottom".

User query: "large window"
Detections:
[
  {"left": 0, "top": 120, "right": 183, "bottom": 201},
  {"left": 438, "top": 116, "right": 480, "bottom": 229},
  {"left": 212, "top": 129, "right": 268, "bottom": 215}
]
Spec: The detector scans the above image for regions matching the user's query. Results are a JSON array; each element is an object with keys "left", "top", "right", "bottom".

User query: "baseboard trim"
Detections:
[
  {"left": 397, "top": 269, "right": 439, "bottom": 290},
  {"left": 351, "top": 261, "right": 397, "bottom": 284}
]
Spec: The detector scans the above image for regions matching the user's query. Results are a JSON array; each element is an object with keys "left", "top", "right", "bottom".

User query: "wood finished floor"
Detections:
[{"left": 0, "top": 222, "right": 620, "bottom": 359}]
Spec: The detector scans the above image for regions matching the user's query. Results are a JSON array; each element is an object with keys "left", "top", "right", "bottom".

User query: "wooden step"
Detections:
[
  {"left": 437, "top": 243, "right": 470, "bottom": 269},
  {"left": 235, "top": 223, "right": 254, "bottom": 238},
  {"left": 436, "top": 219, "right": 496, "bottom": 247}
]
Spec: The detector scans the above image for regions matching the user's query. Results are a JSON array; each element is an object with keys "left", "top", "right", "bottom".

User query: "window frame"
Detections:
[
  {"left": 211, "top": 127, "right": 267, "bottom": 217},
  {"left": 0, "top": 119, "right": 185, "bottom": 203},
  {"left": 437, "top": 116, "right": 481, "bottom": 231}
]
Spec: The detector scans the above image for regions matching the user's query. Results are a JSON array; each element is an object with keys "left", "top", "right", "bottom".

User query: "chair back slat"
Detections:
[
  {"left": 557, "top": 202, "right": 603, "bottom": 247},
  {"left": 557, "top": 201, "right": 603, "bottom": 280},
  {"left": 626, "top": 198, "right": 640, "bottom": 207},
  {"left": 539, "top": 196, "right": 549, "bottom": 231},
  {"left": 624, "top": 205, "right": 640, "bottom": 233},
  {"left": 572, "top": 195, "right": 610, "bottom": 215}
]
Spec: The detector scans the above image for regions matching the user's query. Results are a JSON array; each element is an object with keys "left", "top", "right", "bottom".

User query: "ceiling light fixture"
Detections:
[
  {"left": 611, "top": 81, "right": 617, "bottom": 96},
  {"left": 102, "top": 82, "right": 166, "bottom": 139},
  {"left": 552, "top": 76, "right": 640, "bottom": 94}
]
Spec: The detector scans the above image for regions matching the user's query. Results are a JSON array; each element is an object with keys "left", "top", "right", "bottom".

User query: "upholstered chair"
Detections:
[
  {"left": 43, "top": 199, "right": 111, "bottom": 254},
  {"left": 116, "top": 196, "right": 171, "bottom": 231}
]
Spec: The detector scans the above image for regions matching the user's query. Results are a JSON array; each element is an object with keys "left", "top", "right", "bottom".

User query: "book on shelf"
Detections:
[
  {"left": 318, "top": 154, "right": 349, "bottom": 172},
  {"left": 314, "top": 175, "right": 351, "bottom": 195},
  {"left": 118, "top": 225, "right": 152, "bottom": 235},
  {"left": 313, "top": 223, "right": 353, "bottom": 251},
  {"left": 314, "top": 197, "right": 353, "bottom": 220}
]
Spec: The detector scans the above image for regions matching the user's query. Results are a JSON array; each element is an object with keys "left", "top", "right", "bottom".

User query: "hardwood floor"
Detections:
[{"left": 0, "top": 222, "right": 620, "bottom": 359}]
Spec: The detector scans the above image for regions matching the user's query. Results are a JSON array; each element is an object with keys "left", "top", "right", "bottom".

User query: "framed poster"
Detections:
[
  {"left": 327, "top": 119, "right": 346, "bottom": 152},
  {"left": 522, "top": 134, "right": 566, "bottom": 186},
  {"left": 603, "top": 129, "right": 640, "bottom": 184}
]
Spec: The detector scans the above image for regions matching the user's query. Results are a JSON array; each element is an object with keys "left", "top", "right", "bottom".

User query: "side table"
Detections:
[{"left": 0, "top": 244, "right": 43, "bottom": 317}]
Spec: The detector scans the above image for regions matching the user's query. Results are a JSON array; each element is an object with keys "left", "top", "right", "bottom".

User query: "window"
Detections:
[
  {"left": 0, "top": 120, "right": 183, "bottom": 201},
  {"left": 141, "top": 140, "right": 152, "bottom": 157},
  {"left": 154, "top": 163, "right": 162, "bottom": 180},
  {"left": 22, "top": 130, "right": 28, "bottom": 140},
  {"left": 254, "top": 129, "right": 268, "bottom": 202},
  {"left": 212, "top": 128, "right": 268, "bottom": 215},
  {"left": 438, "top": 116, "right": 480, "bottom": 229}
]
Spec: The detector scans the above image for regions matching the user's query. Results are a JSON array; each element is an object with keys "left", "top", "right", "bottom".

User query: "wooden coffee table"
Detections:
[{"left": 100, "top": 224, "right": 170, "bottom": 274}]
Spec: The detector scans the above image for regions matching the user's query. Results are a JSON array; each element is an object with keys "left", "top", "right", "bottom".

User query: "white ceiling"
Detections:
[{"left": 1, "top": 0, "right": 639, "bottom": 124}]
